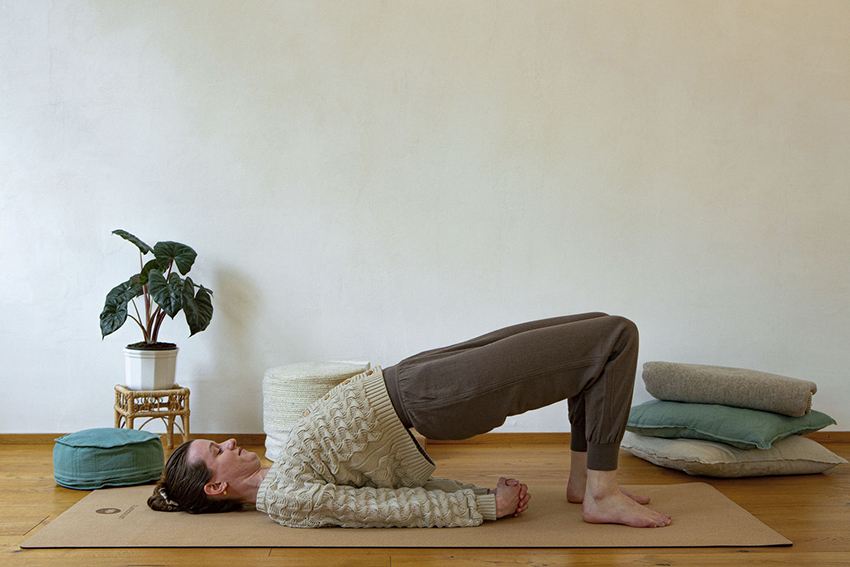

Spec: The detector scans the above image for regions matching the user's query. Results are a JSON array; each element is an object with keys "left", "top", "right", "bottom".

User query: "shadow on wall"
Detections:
[
  {"left": 191, "top": 267, "right": 265, "bottom": 432},
  {"left": 214, "top": 267, "right": 260, "bottom": 364},
  {"left": 190, "top": 265, "right": 339, "bottom": 431}
]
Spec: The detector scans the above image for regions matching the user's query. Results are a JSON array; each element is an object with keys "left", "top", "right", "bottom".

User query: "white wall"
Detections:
[{"left": 2, "top": 0, "right": 848, "bottom": 434}]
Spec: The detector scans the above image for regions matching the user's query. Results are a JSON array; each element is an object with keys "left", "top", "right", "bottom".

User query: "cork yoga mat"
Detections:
[{"left": 21, "top": 483, "right": 791, "bottom": 548}]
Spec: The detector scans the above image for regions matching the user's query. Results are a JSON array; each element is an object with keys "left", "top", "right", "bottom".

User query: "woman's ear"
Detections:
[{"left": 204, "top": 481, "right": 227, "bottom": 497}]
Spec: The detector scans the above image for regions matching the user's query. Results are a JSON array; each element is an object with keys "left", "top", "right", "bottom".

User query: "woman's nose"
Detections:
[{"left": 226, "top": 438, "right": 236, "bottom": 449}]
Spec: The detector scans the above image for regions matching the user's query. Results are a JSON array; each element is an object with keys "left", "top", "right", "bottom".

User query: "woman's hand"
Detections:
[{"left": 492, "top": 477, "right": 531, "bottom": 519}]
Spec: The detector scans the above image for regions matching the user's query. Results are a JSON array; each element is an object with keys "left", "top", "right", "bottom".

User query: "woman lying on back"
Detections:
[{"left": 148, "top": 314, "right": 671, "bottom": 529}]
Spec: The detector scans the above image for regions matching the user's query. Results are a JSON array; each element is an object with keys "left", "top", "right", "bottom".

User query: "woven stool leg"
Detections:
[
  {"left": 127, "top": 395, "right": 135, "bottom": 430},
  {"left": 182, "top": 413, "right": 190, "bottom": 443},
  {"left": 166, "top": 415, "right": 174, "bottom": 449},
  {"left": 114, "top": 389, "right": 121, "bottom": 428}
]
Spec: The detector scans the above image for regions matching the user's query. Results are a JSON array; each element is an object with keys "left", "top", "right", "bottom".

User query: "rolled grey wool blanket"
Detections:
[{"left": 642, "top": 361, "right": 817, "bottom": 417}]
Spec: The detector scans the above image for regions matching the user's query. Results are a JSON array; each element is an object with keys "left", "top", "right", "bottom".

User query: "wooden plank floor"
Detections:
[{"left": 2, "top": 437, "right": 849, "bottom": 566}]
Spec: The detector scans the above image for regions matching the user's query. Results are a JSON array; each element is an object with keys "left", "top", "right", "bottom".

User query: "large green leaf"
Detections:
[
  {"left": 182, "top": 278, "right": 214, "bottom": 336},
  {"left": 112, "top": 230, "right": 153, "bottom": 255},
  {"left": 138, "top": 259, "right": 160, "bottom": 287},
  {"left": 100, "top": 278, "right": 143, "bottom": 337},
  {"left": 154, "top": 241, "right": 197, "bottom": 275},
  {"left": 148, "top": 271, "right": 184, "bottom": 318}
]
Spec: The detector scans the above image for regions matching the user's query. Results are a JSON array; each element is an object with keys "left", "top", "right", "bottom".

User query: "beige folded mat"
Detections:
[
  {"left": 642, "top": 362, "right": 816, "bottom": 417},
  {"left": 21, "top": 483, "right": 790, "bottom": 548}
]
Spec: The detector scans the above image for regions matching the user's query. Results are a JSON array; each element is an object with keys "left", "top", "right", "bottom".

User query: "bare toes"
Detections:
[{"left": 621, "top": 487, "right": 651, "bottom": 505}]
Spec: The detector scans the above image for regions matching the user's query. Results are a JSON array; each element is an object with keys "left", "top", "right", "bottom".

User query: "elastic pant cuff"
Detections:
[
  {"left": 587, "top": 442, "right": 620, "bottom": 471},
  {"left": 570, "top": 432, "right": 588, "bottom": 452}
]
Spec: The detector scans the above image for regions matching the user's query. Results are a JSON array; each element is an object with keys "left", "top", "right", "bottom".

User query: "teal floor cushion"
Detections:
[{"left": 53, "top": 428, "right": 164, "bottom": 490}]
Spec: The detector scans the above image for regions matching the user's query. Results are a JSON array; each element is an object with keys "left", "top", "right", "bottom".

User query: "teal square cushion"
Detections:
[
  {"left": 53, "top": 428, "right": 164, "bottom": 490},
  {"left": 627, "top": 400, "right": 836, "bottom": 450}
]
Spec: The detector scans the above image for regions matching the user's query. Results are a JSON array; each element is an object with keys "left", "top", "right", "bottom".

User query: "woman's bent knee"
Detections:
[{"left": 607, "top": 315, "right": 638, "bottom": 340}]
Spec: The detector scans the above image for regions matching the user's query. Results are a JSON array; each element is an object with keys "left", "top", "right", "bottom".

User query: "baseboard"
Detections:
[
  {"left": 0, "top": 433, "right": 65, "bottom": 444},
  {"left": 806, "top": 431, "right": 849, "bottom": 443},
  {"left": 425, "top": 432, "right": 571, "bottom": 444},
  {"left": 0, "top": 432, "right": 566, "bottom": 445},
  {"left": 3, "top": 431, "right": 848, "bottom": 444},
  {"left": 0, "top": 433, "right": 270, "bottom": 446}
]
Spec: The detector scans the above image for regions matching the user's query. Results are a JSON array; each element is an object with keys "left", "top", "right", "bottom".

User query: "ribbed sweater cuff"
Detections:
[{"left": 475, "top": 493, "right": 498, "bottom": 522}]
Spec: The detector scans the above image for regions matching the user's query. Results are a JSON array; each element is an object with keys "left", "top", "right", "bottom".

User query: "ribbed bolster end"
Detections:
[
  {"left": 474, "top": 493, "right": 498, "bottom": 521},
  {"left": 362, "top": 368, "right": 436, "bottom": 483}
]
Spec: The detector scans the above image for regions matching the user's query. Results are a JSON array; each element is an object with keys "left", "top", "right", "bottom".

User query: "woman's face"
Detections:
[{"left": 187, "top": 438, "right": 261, "bottom": 486}]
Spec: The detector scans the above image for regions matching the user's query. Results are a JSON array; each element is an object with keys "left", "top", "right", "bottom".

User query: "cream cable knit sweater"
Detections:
[{"left": 256, "top": 367, "right": 498, "bottom": 528}]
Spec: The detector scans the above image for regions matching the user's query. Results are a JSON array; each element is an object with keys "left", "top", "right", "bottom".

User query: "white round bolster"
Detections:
[{"left": 262, "top": 361, "right": 370, "bottom": 461}]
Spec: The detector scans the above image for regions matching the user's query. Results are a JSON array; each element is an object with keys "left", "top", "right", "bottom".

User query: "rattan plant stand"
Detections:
[{"left": 114, "top": 384, "right": 190, "bottom": 449}]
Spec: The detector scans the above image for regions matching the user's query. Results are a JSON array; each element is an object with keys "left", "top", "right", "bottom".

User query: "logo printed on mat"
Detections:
[
  {"left": 119, "top": 504, "right": 137, "bottom": 519},
  {"left": 96, "top": 508, "right": 121, "bottom": 514}
]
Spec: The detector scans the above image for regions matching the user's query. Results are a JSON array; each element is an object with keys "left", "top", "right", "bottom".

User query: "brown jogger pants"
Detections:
[{"left": 383, "top": 313, "right": 639, "bottom": 470}]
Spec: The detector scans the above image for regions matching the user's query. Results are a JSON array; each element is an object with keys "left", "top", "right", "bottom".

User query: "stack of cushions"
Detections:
[
  {"left": 53, "top": 428, "right": 164, "bottom": 489},
  {"left": 263, "top": 361, "right": 370, "bottom": 462},
  {"left": 622, "top": 362, "right": 847, "bottom": 477}
]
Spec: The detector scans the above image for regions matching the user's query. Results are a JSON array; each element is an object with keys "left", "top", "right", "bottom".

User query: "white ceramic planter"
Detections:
[{"left": 124, "top": 346, "right": 179, "bottom": 390}]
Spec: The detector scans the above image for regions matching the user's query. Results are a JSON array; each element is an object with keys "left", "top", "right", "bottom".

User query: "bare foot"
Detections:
[
  {"left": 578, "top": 469, "right": 671, "bottom": 528},
  {"left": 567, "top": 480, "right": 651, "bottom": 505},
  {"left": 566, "top": 450, "right": 650, "bottom": 504},
  {"left": 582, "top": 489, "right": 672, "bottom": 528}
]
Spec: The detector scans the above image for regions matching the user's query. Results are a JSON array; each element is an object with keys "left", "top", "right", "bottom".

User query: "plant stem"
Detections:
[
  {"left": 128, "top": 314, "right": 145, "bottom": 333},
  {"left": 149, "top": 305, "right": 161, "bottom": 343},
  {"left": 131, "top": 299, "right": 149, "bottom": 343},
  {"left": 138, "top": 249, "right": 153, "bottom": 343},
  {"left": 151, "top": 308, "right": 168, "bottom": 343},
  {"left": 144, "top": 284, "right": 152, "bottom": 340},
  {"left": 148, "top": 260, "right": 173, "bottom": 344}
]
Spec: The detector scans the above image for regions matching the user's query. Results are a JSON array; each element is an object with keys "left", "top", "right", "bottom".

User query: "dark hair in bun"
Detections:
[{"left": 146, "top": 440, "right": 241, "bottom": 514}]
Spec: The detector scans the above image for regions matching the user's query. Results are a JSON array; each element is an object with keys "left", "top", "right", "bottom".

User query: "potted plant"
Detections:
[{"left": 100, "top": 229, "right": 213, "bottom": 390}]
